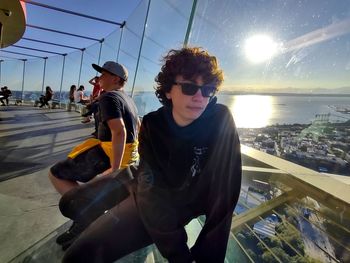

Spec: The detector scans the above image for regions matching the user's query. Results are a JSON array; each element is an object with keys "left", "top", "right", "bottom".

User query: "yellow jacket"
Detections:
[{"left": 68, "top": 138, "right": 139, "bottom": 168}]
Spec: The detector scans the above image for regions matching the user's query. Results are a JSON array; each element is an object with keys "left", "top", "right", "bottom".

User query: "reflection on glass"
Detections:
[{"left": 229, "top": 95, "right": 273, "bottom": 128}]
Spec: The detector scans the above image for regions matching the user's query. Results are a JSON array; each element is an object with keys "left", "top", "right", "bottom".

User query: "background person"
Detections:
[
  {"left": 81, "top": 76, "right": 103, "bottom": 130},
  {"left": 39, "top": 86, "right": 54, "bottom": 108},
  {"left": 69, "top": 85, "right": 76, "bottom": 103},
  {"left": 0, "top": 86, "right": 12, "bottom": 106},
  {"left": 49, "top": 61, "right": 140, "bottom": 195},
  {"left": 74, "top": 85, "right": 90, "bottom": 104},
  {"left": 50, "top": 61, "right": 140, "bottom": 249},
  {"left": 89, "top": 76, "right": 102, "bottom": 101}
]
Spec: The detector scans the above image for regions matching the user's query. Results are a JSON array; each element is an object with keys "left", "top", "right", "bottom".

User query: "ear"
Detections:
[{"left": 114, "top": 76, "right": 120, "bottom": 85}]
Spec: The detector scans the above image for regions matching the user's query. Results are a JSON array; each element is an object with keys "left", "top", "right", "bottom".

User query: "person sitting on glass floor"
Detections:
[
  {"left": 62, "top": 47, "right": 242, "bottom": 263},
  {"left": 49, "top": 61, "right": 140, "bottom": 195}
]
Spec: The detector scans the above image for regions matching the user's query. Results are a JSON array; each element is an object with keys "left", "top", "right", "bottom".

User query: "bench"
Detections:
[
  {"left": 8, "top": 98, "right": 23, "bottom": 105},
  {"left": 66, "top": 102, "right": 77, "bottom": 112},
  {"left": 50, "top": 99, "right": 60, "bottom": 109},
  {"left": 67, "top": 102, "right": 88, "bottom": 115},
  {"left": 33, "top": 99, "right": 60, "bottom": 109}
]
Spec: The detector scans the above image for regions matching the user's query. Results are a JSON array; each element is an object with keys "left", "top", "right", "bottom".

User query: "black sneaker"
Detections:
[{"left": 56, "top": 222, "right": 85, "bottom": 246}]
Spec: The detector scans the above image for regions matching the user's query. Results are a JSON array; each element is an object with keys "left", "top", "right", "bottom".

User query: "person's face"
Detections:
[
  {"left": 98, "top": 70, "right": 119, "bottom": 90},
  {"left": 166, "top": 75, "right": 211, "bottom": 127}
]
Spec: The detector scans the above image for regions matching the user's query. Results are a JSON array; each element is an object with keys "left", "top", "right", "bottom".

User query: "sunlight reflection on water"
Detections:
[{"left": 226, "top": 95, "right": 274, "bottom": 128}]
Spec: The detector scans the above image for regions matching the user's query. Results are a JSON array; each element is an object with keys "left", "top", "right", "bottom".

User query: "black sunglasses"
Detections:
[{"left": 173, "top": 82, "right": 217, "bottom": 98}]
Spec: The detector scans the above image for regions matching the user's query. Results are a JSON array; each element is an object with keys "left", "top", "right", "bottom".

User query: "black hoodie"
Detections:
[{"left": 135, "top": 98, "right": 242, "bottom": 263}]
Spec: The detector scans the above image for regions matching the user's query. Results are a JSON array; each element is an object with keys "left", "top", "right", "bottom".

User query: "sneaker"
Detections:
[
  {"left": 56, "top": 222, "right": 85, "bottom": 246},
  {"left": 81, "top": 118, "right": 91, "bottom": 123}
]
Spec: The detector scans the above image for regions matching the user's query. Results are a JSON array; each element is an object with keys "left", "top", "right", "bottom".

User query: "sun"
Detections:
[{"left": 244, "top": 34, "right": 279, "bottom": 64}]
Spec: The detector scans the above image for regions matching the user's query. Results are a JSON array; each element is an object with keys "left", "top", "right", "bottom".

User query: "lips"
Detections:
[{"left": 187, "top": 106, "right": 204, "bottom": 112}]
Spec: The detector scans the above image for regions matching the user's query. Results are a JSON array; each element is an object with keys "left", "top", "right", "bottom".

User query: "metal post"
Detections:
[
  {"left": 97, "top": 38, "right": 104, "bottom": 65},
  {"left": 59, "top": 54, "right": 66, "bottom": 102},
  {"left": 130, "top": 0, "right": 151, "bottom": 98},
  {"left": 116, "top": 22, "right": 125, "bottom": 62},
  {"left": 183, "top": 0, "right": 198, "bottom": 47},
  {"left": 21, "top": 59, "right": 27, "bottom": 101},
  {"left": 41, "top": 57, "right": 47, "bottom": 93},
  {"left": 77, "top": 48, "right": 85, "bottom": 87},
  {"left": 0, "top": 60, "right": 2, "bottom": 86}
]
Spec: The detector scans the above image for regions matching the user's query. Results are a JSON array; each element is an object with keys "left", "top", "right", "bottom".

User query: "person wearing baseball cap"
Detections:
[
  {"left": 92, "top": 61, "right": 128, "bottom": 81},
  {"left": 49, "top": 61, "right": 140, "bottom": 248}
]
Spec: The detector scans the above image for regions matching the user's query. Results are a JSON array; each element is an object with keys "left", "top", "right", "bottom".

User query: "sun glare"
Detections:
[
  {"left": 244, "top": 34, "right": 279, "bottom": 64},
  {"left": 229, "top": 95, "right": 273, "bottom": 128}
]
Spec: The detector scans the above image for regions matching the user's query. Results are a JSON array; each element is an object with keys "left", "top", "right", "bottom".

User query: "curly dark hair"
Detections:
[{"left": 155, "top": 47, "right": 224, "bottom": 107}]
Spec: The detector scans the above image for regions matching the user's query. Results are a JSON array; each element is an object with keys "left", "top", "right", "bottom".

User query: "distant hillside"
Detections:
[{"left": 222, "top": 86, "right": 350, "bottom": 96}]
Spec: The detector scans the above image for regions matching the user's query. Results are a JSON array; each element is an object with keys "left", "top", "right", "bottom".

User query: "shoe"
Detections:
[
  {"left": 81, "top": 118, "right": 91, "bottom": 123},
  {"left": 81, "top": 113, "right": 90, "bottom": 117},
  {"left": 56, "top": 222, "right": 85, "bottom": 247},
  {"left": 61, "top": 240, "right": 75, "bottom": 251}
]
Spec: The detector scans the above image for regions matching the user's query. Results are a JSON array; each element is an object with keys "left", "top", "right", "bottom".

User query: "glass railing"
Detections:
[{"left": 8, "top": 142, "right": 349, "bottom": 262}]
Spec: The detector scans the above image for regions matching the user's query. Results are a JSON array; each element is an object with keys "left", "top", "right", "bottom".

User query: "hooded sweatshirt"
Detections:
[{"left": 135, "top": 97, "right": 242, "bottom": 263}]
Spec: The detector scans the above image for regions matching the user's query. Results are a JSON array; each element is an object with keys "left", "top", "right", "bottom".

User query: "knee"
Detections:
[
  {"left": 58, "top": 193, "right": 70, "bottom": 217},
  {"left": 59, "top": 189, "right": 78, "bottom": 218},
  {"left": 48, "top": 170, "right": 56, "bottom": 184}
]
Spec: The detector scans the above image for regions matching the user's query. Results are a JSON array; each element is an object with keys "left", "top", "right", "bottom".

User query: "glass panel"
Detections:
[
  {"left": 1, "top": 60, "right": 24, "bottom": 99},
  {"left": 131, "top": 0, "right": 193, "bottom": 115},
  {"left": 79, "top": 42, "right": 100, "bottom": 96},
  {"left": 118, "top": 0, "right": 148, "bottom": 92},
  {"left": 188, "top": 0, "right": 350, "bottom": 177},
  {"left": 45, "top": 55, "right": 65, "bottom": 101},
  {"left": 100, "top": 29, "right": 122, "bottom": 64},
  {"left": 22, "top": 59, "right": 46, "bottom": 102},
  {"left": 233, "top": 165, "right": 350, "bottom": 262},
  {"left": 61, "top": 51, "right": 81, "bottom": 102}
]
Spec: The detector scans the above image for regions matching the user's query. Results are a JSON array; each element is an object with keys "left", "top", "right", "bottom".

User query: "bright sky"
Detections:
[
  {"left": 1, "top": 0, "right": 350, "bottom": 94},
  {"left": 22, "top": 0, "right": 142, "bottom": 53}
]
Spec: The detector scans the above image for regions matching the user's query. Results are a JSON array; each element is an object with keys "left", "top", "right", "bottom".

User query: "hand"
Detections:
[
  {"left": 91, "top": 167, "right": 116, "bottom": 183},
  {"left": 101, "top": 167, "right": 117, "bottom": 176}
]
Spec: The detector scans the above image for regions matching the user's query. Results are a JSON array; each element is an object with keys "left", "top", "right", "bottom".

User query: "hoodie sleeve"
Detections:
[{"left": 191, "top": 108, "right": 242, "bottom": 262}]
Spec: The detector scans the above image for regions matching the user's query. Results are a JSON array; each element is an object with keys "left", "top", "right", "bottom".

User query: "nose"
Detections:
[{"left": 192, "top": 88, "right": 204, "bottom": 100}]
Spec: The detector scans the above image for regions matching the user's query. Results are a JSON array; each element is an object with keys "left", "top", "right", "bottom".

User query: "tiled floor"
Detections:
[{"left": 0, "top": 105, "right": 93, "bottom": 262}]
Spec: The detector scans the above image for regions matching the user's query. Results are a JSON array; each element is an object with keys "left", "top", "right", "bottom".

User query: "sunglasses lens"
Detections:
[
  {"left": 202, "top": 86, "right": 216, "bottom": 97},
  {"left": 181, "top": 83, "right": 199, "bottom": 96},
  {"left": 177, "top": 82, "right": 216, "bottom": 97}
]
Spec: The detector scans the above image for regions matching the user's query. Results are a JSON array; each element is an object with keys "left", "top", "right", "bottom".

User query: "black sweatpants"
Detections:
[
  {"left": 63, "top": 193, "right": 154, "bottom": 263},
  {"left": 59, "top": 175, "right": 130, "bottom": 228}
]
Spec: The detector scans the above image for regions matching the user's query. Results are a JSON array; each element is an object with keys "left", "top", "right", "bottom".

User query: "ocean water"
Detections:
[{"left": 133, "top": 93, "right": 350, "bottom": 128}]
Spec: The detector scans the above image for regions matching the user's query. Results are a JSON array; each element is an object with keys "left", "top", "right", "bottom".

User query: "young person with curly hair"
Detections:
[{"left": 62, "top": 47, "right": 242, "bottom": 263}]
